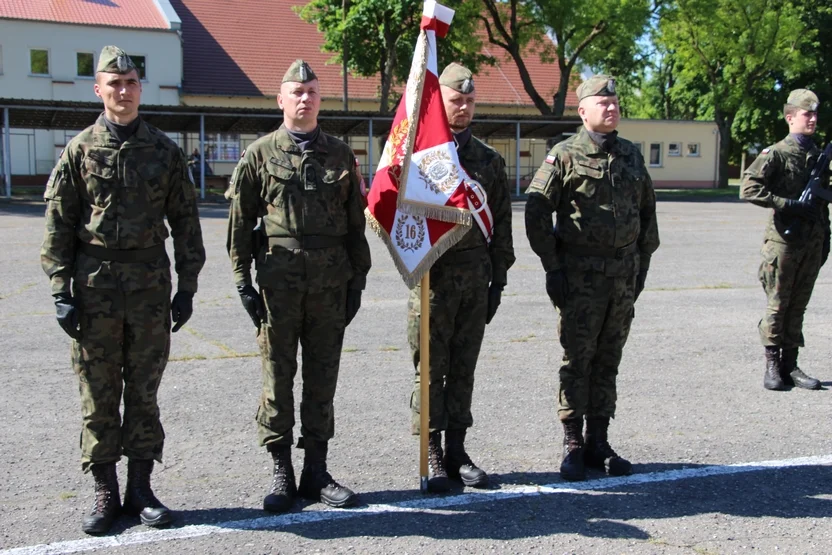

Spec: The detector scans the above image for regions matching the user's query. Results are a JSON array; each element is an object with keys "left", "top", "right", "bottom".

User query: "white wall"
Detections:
[
  {"left": 617, "top": 119, "right": 719, "bottom": 187},
  {"left": 0, "top": 19, "right": 182, "bottom": 105}
]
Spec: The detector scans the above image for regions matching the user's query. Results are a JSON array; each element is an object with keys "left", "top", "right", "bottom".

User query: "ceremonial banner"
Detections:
[{"left": 366, "top": 0, "right": 492, "bottom": 288}]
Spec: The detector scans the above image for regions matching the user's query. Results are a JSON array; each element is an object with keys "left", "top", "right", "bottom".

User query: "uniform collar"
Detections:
[
  {"left": 92, "top": 112, "right": 153, "bottom": 148},
  {"left": 275, "top": 123, "right": 329, "bottom": 154}
]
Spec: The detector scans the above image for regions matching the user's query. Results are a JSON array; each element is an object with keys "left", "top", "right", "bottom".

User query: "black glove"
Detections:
[
  {"left": 782, "top": 198, "right": 819, "bottom": 221},
  {"left": 170, "top": 291, "right": 194, "bottom": 333},
  {"left": 823, "top": 229, "right": 831, "bottom": 267},
  {"left": 54, "top": 292, "right": 82, "bottom": 340},
  {"left": 485, "top": 284, "right": 503, "bottom": 324},
  {"left": 345, "top": 289, "right": 362, "bottom": 326},
  {"left": 237, "top": 284, "right": 265, "bottom": 329},
  {"left": 545, "top": 269, "right": 568, "bottom": 309},
  {"left": 634, "top": 269, "right": 648, "bottom": 302}
]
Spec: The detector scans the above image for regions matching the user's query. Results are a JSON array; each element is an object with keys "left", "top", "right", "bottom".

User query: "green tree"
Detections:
[
  {"left": 298, "top": 0, "right": 491, "bottom": 113},
  {"left": 788, "top": 3, "right": 832, "bottom": 142},
  {"left": 657, "top": 0, "right": 808, "bottom": 186},
  {"left": 479, "top": 0, "right": 651, "bottom": 116}
]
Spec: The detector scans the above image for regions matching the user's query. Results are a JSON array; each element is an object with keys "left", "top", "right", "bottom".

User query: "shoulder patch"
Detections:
[
  {"left": 545, "top": 154, "right": 556, "bottom": 165},
  {"left": 240, "top": 149, "right": 246, "bottom": 159},
  {"left": 761, "top": 148, "right": 770, "bottom": 155}
]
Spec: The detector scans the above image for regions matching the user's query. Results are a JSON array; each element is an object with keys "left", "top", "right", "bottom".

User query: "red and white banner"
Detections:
[{"left": 365, "top": 0, "right": 492, "bottom": 288}]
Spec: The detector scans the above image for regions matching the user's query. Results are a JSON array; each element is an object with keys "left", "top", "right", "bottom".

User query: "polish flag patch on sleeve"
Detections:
[{"left": 545, "top": 154, "right": 556, "bottom": 164}]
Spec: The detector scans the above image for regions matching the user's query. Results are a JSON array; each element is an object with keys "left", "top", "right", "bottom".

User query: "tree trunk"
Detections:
[
  {"left": 552, "top": 62, "right": 571, "bottom": 117},
  {"left": 715, "top": 114, "right": 733, "bottom": 188},
  {"left": 379, "top": 25, "right": 397, "bottom": 114}
]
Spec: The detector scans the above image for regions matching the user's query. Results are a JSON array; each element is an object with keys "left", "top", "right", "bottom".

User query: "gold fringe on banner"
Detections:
[{"left": 365, "top": 208, "right": 470, "bottom": 289}]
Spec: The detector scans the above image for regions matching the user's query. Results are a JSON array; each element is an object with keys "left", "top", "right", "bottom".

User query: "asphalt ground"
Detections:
[{"left": 1, "top": 198, "right": 831, "bottom": 554}]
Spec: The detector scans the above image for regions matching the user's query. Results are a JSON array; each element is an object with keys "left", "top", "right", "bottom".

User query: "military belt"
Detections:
[
  {"left": 79, "top": 242, "right": 166, "bottom": 263},
  {"left": 268, "top": 236, "right": 344, "bottom": 249},
  {"left": 561, "top": 242, "right": 638, "bottom": 259}
]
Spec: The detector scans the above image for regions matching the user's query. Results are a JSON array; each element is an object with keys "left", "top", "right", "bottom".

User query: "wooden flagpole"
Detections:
[{"left": 419, "top": 272, "right": 430, "bottom": 492}]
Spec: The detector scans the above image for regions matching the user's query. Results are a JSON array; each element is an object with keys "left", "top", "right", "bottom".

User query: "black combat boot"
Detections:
[
  {"left": 763, "top": 346, "right": 785, "bottom": 390},
  {"left": 560, "top": 418, "right": 586, "bottom": 482},
  {"left": 444, "top": 429, "right": 488, "bottom": 488},
  {"left": 425, "top": 431, "right": 451, "bottom": 492},
  {"left": 782, "top": 348, "right": 821, "bottom": 390},
  {"left": 82, "top": 463, "right": 121, "bottom": 535},
  {"left": 123, "top": 459, "right": 173, "bottom": 527},
  {"left": 297, "top": 441, "right": 358, "bottom": 508},
  {"left": 263, "top": 445, "right": 296, "bottom": 513},
  {"left": 584, "top": 417, "right": 633, "bottom": 477}
]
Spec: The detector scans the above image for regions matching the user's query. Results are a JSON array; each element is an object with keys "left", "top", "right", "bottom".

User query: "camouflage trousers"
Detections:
[
  {"left": 408, "top": 256, "right": 490, "bottom": 434},
  {"left": 71, "top": 284, "right": 171, "bottom": 472},
  {"left": 757, "top": 236, "right": 823, "bottom": 348},
  {"left": 557, "top": 269, "right": 635, "bottom": 421},
  {"left": 256, "top": 285, "right": 347, "bottom": 447}
]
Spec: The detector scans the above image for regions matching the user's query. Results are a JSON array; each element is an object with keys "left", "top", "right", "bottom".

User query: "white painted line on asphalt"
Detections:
[{"left": 4, "top": 453, "right": 831, "bottom": 555}]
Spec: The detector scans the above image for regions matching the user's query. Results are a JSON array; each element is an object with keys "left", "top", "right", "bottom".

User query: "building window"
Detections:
[
  {"left": 649, "top": 143, "right": 662, "bottom": 167},
  {"left": 129, "top": 55, "right": 147, "bottom": 80},
  {"left": 205, "top": 133, "right": 241, "bottom": 161},
  {"left": 668, "top": 142, "right": 682, "bottom": 157},
  {"left": 30, "top": 49, "right": 49, "bottom": 75},
  {"left": 687, "top": 143, "right": 701, "bottom": 157},
  {"left": 77, "top": 52, "right": 94, "bottom": 77}
]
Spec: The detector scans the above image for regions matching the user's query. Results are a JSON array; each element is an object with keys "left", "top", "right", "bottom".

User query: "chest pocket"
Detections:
[
  {"left": 322, "top": 166, "right": 350, "bottom": 203},
  {"left": 83, "top": 151, "right": 116, "bottom": 206},
  {"left": 264, "top": 157, "right": 297, "bottom": 208},
  {"left": 572, "top": 160, "right": 605, "bottom": 200},
  {"left": 138, "top": 163, "right": 167, "bottom": 206}
]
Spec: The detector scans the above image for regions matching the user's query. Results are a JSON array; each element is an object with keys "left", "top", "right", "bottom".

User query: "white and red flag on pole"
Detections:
[{"left": 365, "top": 0, "right": 493, "bottom": 288}]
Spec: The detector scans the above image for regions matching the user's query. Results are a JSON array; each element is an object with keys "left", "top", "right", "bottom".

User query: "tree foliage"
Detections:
[
  {"left": 654, "top": 0, "right": 808, "bottom": 186},
  {"left": 298, "top": 0, "right": 491, "bottom": 113},
  {"left": 480, "top": 0, "right": 651, "bottom": 116}
]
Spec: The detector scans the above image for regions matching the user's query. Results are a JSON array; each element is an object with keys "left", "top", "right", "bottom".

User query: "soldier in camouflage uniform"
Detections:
[
  {"left": 408, "top": 63, "right": 515, "bottom": 492},
  {"left": 226, "top": 60, "right": 371, "bottom": 512},
  {"left": 740, "top": 89, "right": 827, "bottom": 391},
  {"left": 40, "top": 46, "right": 205, "bottom": 534},
  {"left": 525, "top": 75, "right": 659, "bottom": 482}
]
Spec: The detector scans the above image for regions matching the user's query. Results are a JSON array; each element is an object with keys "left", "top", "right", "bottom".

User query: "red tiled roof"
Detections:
[
  {"left": 171, "top": 0, "right": 576, "bottom": 108},
  {"left": 0, "top": 0, "right": 169, "bottom": 30}
]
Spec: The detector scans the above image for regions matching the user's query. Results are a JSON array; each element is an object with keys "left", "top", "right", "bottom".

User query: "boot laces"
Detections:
[
  {"left": 271, "top": 462, "right": 292, "bottom": 493},
  {"left": 428, "top": 438, "right": 446, "bottom": 473},
  {"left": 91, "top": 481, "right": 114, "bottom": 514}
]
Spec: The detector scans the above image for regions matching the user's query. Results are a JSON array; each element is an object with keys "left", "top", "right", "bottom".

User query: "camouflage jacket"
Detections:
[
  {"left": 434, "top": 135, "right": 515, "bottom": 286},
  {"left": 40, "top": 114, "right": 206, "bottom": 295},
  {"left": 525, "top": 127, "right": 660, "bottom": 276},
  {"left": 226, "top": 125, "right": 371, "bottom": 291},
  {"left": 740, "top": 134, "right": 830, "bottom": 243}
]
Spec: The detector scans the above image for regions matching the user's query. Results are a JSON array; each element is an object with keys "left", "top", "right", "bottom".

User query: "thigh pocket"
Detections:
[{"left": 758, "top": 241, "right": 779, "bottom": 291}]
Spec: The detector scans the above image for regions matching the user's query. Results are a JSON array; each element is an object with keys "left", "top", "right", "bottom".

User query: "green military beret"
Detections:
[
  {"left": 577, "top": 74, "right": 617, "bottom": 101},
  {"left": 282, "top": 60, "right": 317, "bottom": 84},
  {"left": 96, "top": 45, "right": 137, "bottom": 75},
  {"left": 439, "top": 62, "right": 474, "bottom": 94},
  {"left": 786, "top": 89, "right": 819, "bottom": 112}
]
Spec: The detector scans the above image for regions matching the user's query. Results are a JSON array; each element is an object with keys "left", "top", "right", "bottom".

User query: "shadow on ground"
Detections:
[{"left": 101, "top": 464, "right": 832, "bottom": 544}]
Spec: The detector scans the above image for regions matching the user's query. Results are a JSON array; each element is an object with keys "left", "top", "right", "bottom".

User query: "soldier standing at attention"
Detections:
[
  {"left": 40, "top": 46, "right": 206, "bottom": 534},
  {"left": 408, "top": 63, "right": 515, "bottom": 492},
  {"left": 227, "top": 60, "right": 371, "bottom": 512},
  {"left": 740, "top": 89, "right": 826, "bottom": 391},
  {"left": 525, "top": 75, "right": 659, "bottom": 482}
]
